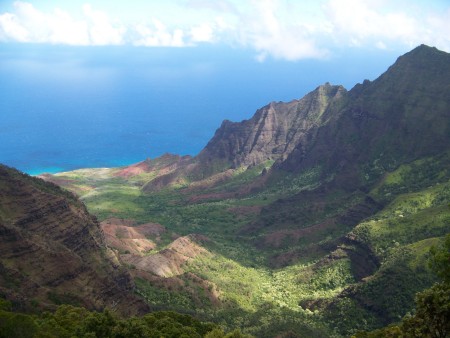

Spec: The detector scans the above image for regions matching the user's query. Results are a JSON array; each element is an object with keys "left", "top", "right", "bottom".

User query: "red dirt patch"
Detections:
[
  {"left": 114, "top": 161, "right": 150, "bottom": 178},
  {"left": 188, "top": 170, "right": 235, "bottom": 190},
  {"left": 101, "top": 218, "right": 166, "bottom": 255},
  {"left": 114, "top": 154, "right": 193, "bottom": 182},
  {"left": 121, "top": 235, "right": 210, "bottom": 277},
  {"left": 186, "top": 170, "right": 270, "bottom": 203}
]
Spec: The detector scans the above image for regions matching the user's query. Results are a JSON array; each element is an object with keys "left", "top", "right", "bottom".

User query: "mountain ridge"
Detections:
[
  {"left": 198, "top": 82, "right": 347, "bottom": 169},
  {"left": 137, "top": 44, "right": 450, "bottom": 194}
]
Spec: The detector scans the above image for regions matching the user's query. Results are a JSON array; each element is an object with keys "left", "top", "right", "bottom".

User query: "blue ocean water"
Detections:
[{"left": 0, "top": 44, "right": 400, "bottom": 174}]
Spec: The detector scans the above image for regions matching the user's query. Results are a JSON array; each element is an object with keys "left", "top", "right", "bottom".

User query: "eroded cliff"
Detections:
[{"left": 0, "top": 165, "right": 147, "bottom": 315}]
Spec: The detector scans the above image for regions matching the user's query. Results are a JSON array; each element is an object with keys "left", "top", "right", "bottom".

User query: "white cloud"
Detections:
[
  {"left": 233, "top": 0, "right": 328, "bottom": 61},
  {"left": 375, "top": 41, "right": 387, "bottom": 50},
  {"left": 82, "top": 4, "right": 124, "bottom": 45},
  {"left": 232, "top": 0, "right": 450, "bottom": 58},
  {"left": 0, "top": 12, "right": 29, "bottom": 42},
  {"left": 133, "top": 20, "right": 185, "bottom": 47},
  {"left": 190, "top": 23, "right": 215, "bottom": 43},
  {"left": 47, "top": 9, "right": 89, "bottom": 45},
  {"left": 423, "top": 8, "right": 450, "bottom": 50},
  {"left": 0, "top": 1, "right": 91, "bottom": 45},
  {"left": 323, "top": 0, "right": 450, "bottom": 51},
  {"left": 0, "top": 2, "right": 188, "bottom": 47},
  {"left": 0, "top": 0, "right": 450, "bottom": 61},
  {"left": 186, "top": 0, "right": 238, "bottom": 15}
]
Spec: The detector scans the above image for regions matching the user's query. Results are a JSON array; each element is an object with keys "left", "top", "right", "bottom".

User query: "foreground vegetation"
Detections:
[
  {"left": 353, "top": 234, "right": 450, "bottom": 337},
  {"left": 0, "top": 300, "right": 252, "bottom": 338}
]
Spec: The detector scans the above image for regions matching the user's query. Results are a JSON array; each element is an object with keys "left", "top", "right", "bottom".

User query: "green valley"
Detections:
[{"left": 44, "top": 149, "right": 449, "bottom": 336}]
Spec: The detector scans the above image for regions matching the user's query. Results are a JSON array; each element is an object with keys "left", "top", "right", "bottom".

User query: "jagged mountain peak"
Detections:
[
  {"left": 197, "top": 82, "right": 347, "bottom": 171},
  {"left": 195, "top": 45, "right": 448, "bottom": 178},
  {"left": 280, "top": 45, "right": 450, "bottom": 178},
  {"left": 128, "top": 45, "right": 449, "bottom": 192},
  {"left": 402, "top": 43, "right": 445, "bottom": 58}
]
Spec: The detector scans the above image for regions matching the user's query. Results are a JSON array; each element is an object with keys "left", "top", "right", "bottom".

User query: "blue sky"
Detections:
[{"left": 1, "top": 0, "right": 450, "bottom": 61}]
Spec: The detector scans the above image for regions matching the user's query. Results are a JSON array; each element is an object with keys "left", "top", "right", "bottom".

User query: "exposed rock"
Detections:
[
  {"left": 121, "top": 235, "right": 210, "bottom": 278},
  {"left": 98, "top": 220, "right": 209, "bottom": 279},
  {"left": 135, "top": 154, "right": 193, "bottom": 191},
  {"left": 116, "top": 153, "right": 192, "bottom": 178},
  {"left": 0, "top": 165, "right": 148, "bottom": 315},
  {"left": 141, "top": 84, "right": 347, "bottom": 191},
  {"left": 101, "top": 218, "right": 166, "bottom": 255},
  {"left": 198, "top": 83, "right": 346, "bottom": 170}
]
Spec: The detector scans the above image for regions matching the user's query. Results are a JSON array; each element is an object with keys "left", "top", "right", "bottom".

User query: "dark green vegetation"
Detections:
[
  {"left": 0, "top": 299, "right": 251, "bottom": 338},
  {"left": 353, "top": 234, "right": 450, "bottom": 338},
  {"left": 3, "top": 45, "right": 449, "bottom": 337}
]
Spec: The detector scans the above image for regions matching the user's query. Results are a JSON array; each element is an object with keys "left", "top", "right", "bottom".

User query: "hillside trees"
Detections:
[
  {"left": 353, "top": 234, "right": 450, "bottom": 338},
  {"left": 0, "top": 302, "right": 253, "bottom": 338}
]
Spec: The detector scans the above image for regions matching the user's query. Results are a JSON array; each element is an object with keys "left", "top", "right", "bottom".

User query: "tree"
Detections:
[
  {"left": 401, "top": 283, "right": 449, "bottom": 337},
  {"left": 0, "top": 311, "right": 38, "bottom": 338},
  {"left": 401, "top": 234, "right": 450, "bottom": 337},
  {"left": 429, "top": 233, "right": 450, "bottom": 284},
  {"left": 353, "top": 234, "right": 450, "bottom": 338}
]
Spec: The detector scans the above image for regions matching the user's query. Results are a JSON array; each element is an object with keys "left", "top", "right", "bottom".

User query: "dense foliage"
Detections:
[
  {"left": 0, "top": 301, "right": 252, "bottom": 338},
  {"left": 353, "top": 234, "right": 450, "bottom": 338}
]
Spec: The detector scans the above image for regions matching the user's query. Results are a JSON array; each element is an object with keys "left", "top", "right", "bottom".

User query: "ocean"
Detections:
[{"left": 0, "top": 44, "right": 399, "bottom": 174}]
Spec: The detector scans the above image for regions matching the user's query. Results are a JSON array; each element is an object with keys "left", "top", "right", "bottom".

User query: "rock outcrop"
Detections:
[
  {"left": 121, "top": 235, "right": 209, "bottom": 278},
  {"left": 0, "top": 165, "right": 147, "bottom": 315},
  {"left": 198, "top": 83, "right": 346, "bottom": 170},
  {"left": 140, "top": 83, "right": 347, "bottom": 190},
  {"left": 101, "top": 218, "right": 166, "bottom": 256}
]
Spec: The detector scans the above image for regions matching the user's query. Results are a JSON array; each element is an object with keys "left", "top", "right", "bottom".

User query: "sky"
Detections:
[
  {"left": 1, "top": 1, "right": 450, "bottom": 173},
  {"left": 1, "top": 0, "right": 450, "bottom": 61}
]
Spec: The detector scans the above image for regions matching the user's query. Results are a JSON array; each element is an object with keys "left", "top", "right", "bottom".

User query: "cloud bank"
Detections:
[{"left": 1, "top": 0, "right": 449, "bottom": 61}]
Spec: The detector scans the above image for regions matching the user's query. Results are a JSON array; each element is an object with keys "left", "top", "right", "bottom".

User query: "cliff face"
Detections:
[
  {"left": 0, "top": 165, "right": 147, "bottom": 315},
  {"left": 280, "top": 45, "right": 450, "bottom": 180},
  {"left": 198, "top": 83, "right": 346, "bottom": 170}
]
